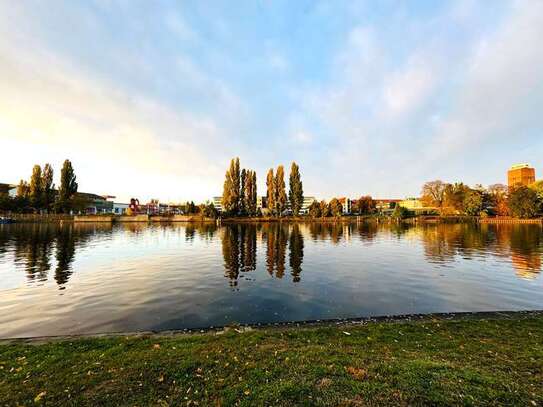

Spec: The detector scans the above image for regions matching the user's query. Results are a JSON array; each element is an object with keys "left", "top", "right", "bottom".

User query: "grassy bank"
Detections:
[{"left": 1, "top": 313, "right": 542, "bottom": 406}]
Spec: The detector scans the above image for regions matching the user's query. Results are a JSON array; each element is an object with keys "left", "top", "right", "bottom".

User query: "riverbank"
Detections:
[
  {"left": 1, "top": 212, "right": 542, "bottom": 224},
  {"left": 1, "top": 311, "right": 541, "bottom": 406}
]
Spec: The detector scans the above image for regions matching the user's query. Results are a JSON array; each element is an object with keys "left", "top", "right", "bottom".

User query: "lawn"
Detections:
[{"left": 1, "top": 313, "right": 542, "bottom": 406}]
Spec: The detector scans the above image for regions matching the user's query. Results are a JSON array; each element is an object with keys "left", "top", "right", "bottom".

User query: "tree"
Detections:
[
  {"left": 266, "top": 169, "right": 275, "bottom": 215},
  {"left": 308, "top": 201, "right": 321, "bottom": 218},
  {"left": 275, "top": 166, "right": 287, "bottom": 216},
  {"left": 57, "top": 160, "right": 78, "bottom": 213},
  {"left": 319, "top": 200, "right": 330, "bottom": 217},
  {"left": 508, "top": 186, "right": 540, "bottom": 218},
  {"left": 392, "top": 205, "right": 409, "bottom": 220},
  {"left": 488, "top": 184, "right": 509, "bottom": 216},
  {"left": 463, "top": 190, "right": 483, "bottom": 216},
  {"left": 443, "top": 183, "right": 469, "bottom": 212},
  {"left": 222, "top": 158, "right": 241, "bottom": 215},
  {"left": 251, "top": 171, "right": 257, "bottom": 215},
  {"left": 240, "top": 168, "right": 247, "bottom": 215},
  {"left": 29, "top": 165, "right": 43, "bottom": 210},
  {"left": 329, "top": 198, "right": 342, "bottom": 217},
  {"left": 288, "top": 162, "right": 303, "bottom": 216},
  {"left": 530, "top": 180, "right": 543, "bottom": 201},
  {"left": 356, "top": 196, "right": 374, "bottom": 214},
  {"left": 201, "top": 202, "right": 218, "bottom": 219},
  {"left": 16, "top": 180, "right": 30, "bottom": 198},
  {"left": 421, "top": 180, "right": 448, "bottom": 208},
  {"left": 42, "top": 163, "right": 54, "bottom": 212}
]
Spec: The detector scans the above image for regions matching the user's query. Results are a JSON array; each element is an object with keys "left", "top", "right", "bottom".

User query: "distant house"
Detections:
[
  {"left": 374, "top": 199, "right": 402, "bottom": 212},
  {"left": 113, "top": 203, "right": 129, "bottom": 215},
  {"left": 400, "top": 198, "right": 424, "bottom": 210},
  {"left": 0, "top": 183, "right": 17, "bottom": 198},
  {"left": 337, "top": 197, "right": 351, "bottom": 214},
  {"left": 78, "top": 193, "right": 115, "bottom": 214}
]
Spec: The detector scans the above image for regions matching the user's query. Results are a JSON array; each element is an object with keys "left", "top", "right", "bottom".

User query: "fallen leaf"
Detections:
[
  {"left": 34, "top": 391, "right": 46, "bottom": 403},
  {"left": 346, "top": 366, "right": 368, "bottom": 380},
  {"left": 343, "top": 331, "right": 351, "bottom": 336},
  {"left": 153, "top": 344, "right": 161, "bottom": 349}
]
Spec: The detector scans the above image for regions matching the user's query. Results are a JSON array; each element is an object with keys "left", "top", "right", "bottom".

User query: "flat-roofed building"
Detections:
[{"left": 508, "top": 164, "right": 535, "bottom": 188}]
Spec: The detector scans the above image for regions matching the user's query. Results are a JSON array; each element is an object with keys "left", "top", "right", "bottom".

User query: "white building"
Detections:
[
  {"left": 113, "top": 203, "right": 129, "bottom": 215},
  {"left": 300, "top": 196, "right": 317, "bottom": 214}
]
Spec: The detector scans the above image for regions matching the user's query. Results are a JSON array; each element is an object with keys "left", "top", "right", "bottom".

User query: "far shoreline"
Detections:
[{"left": 1, "top": 213, "right": 542, "bottom": 224}]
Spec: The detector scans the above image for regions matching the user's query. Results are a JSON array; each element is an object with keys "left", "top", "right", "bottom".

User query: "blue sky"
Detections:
[{"left": 1, "top": 0, "right": 542, "bottom": 203}]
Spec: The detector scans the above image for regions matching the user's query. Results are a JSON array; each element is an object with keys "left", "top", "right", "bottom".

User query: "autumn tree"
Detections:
[
  {"left": 266, "top": 168, "right": 275, "bottom": 215},
  {"left": 463, "top": 190, "right": 484, "bottom": 216},
  {"left": 57, "top": 160, "right": 78, "bottom": 213},
  {"left": 274, "top": 165, "right": 287, "bottom": 216},
  {"left": 308, "top": 201, "right": 321, "bottom": 218},
  {"left": 329, "top": 198, "right": 342, "bottom": 217},
  {"left": 222, "top": 158, "right": 241, "bottom": 215},
  {"left": 16, "top": 180, "right": 30, "bottom": 198},
  {"left": 508, "top": 186, "right": 540, "bottom": 218},
  {"left": 421, "top": 180, "right": 448, "bottom": 208},
  {"left": 357, "top": 196, "right": 374, "bottom": 215},
  {"left": 29, "top": 165, "right": 43, "bottom": 210},
  {"left": 243, "top": 170, "right": 257, "bottom": 216},
  {"left": 319, "top": 200, "right": 330, "bottom": 217},
  {"left": 240, "top": 168, "right": 247, "bottom": 215},
  {"left": 42, "top": 163, "right": 54, "bottom": 212},
  {"left": 288, "top": 162, "right": 303, "bottom": 216}
]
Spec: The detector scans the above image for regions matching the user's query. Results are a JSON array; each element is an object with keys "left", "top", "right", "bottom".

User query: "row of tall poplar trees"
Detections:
[
  {"left": 14, "top": 160, "right": 78, "bottom": 213},
  {"left": 222, "top": 158, "right": 304, "bottom": 217}
]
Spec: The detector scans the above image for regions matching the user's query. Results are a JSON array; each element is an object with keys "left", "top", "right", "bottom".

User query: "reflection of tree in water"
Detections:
[
  {"left": 221, "top": 224, "right": 257, "bottom": 286},
  {"left": 420, "top": 223, "right": 542, "bottom": 279},
  {"left": 8, "top": 224, "right": 56, "bottom": 282},
  {"left": 506, "top": 225, "right": 541, "bottom": 279},
  {"left": 54, "top": 226, "right": 76, "bottom": 287},
  {"left": 289, "top": 224, "right": 304, "bottom": 282},
  {"left": 308, "top": 223, "right": 344, "bottom": 244},
  {"left": 262, "top": 224, "right": 288, "bottom": 278},
  {"left": 1, "top": 223, "right": 110, "bottom": 288}
]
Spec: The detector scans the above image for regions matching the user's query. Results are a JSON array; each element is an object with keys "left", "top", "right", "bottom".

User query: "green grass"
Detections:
[{"left": 1, "top": 315, "right": 542, "bottom": 406}]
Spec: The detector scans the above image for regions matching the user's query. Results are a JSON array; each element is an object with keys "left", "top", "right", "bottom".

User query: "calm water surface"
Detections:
[{"left": 0, "top": 222, "right": 542, "bottom": 338}]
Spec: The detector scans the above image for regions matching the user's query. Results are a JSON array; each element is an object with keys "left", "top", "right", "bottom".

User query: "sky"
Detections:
[{"left": 1, "top": 0, "right": 542, "bottom": 203}]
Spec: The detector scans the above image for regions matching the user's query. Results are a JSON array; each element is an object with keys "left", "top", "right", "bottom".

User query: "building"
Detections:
[
  {"left": 337, "top": 197, "right": 351, "bottom": 214},
  {"left": 374, "top": 199, "right": 402, "bottom": 212},
  {"left": 80, "top": 193, "right": 115, "bottom": 214},
  {"left": 508, "top": 164, "right": 535, "bottom": 188},
  {"left": 300, "top": 196, "right": 317, "bottom": 214},
  {"left": 212, "top": 197, "right": 223, "bottom": 212},
  {"left": 0, "top": 183, "right": 17, "bottom": 198},
  {"left": 113, "top": 203, "right": 129, "bottom": 215},
  {"left": 400, "top": 198, "right": 424, "bottom": 210}
]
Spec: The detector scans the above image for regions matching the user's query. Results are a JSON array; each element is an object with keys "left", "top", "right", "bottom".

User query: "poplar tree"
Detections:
[
  {"left": 222, "top": 157, "right": 241, "bottom": 215},
  {"left": 57, "top": 159, "right": 78, "bottom": 213},
  {"left": 251, "top": 171, "right": 257, "bottom": 215},
  {"left": 29, "top": 165, "right": 43, "bottom": 210},
  {"left": 42, "top": 163, "right": 54, "bottom": 212},
  {"left": 266, "top": 169, "right": 275, "bottom": 215},
  {"left": 288, "top": 162, "right": 303, "bottom": 216},
  {"left": 275, "top": 165, "right": 287, "bottom": 216},
  {"left": 240, "top": 168, "right": 247, "bottom": 215}
]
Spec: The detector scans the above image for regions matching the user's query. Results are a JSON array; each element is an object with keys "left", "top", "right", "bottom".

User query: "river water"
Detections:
[{"left": 0, "top": 222, "right": 541, "bottom": 338}]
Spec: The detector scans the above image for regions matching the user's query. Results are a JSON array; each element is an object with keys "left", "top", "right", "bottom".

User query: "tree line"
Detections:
[
  {"left": 421, "top": 180, "right": 543, "bottom": 218},
  {"left": 0, "top": 160, "right": 79, "bottom": 213},
  {"left": 221, "top": 158, "right": 304, "bottom": 217}
]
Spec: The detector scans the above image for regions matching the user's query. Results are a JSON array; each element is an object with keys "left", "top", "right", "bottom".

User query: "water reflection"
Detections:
[
  {"left": 418, "top": 223, "right": 542, "bottom": 279},
  {"left": 0, "top": 223, "right": 112, "bottom": 288},
  {"left": 0, "top": 222, "right": 541, "bottom": 292}
]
